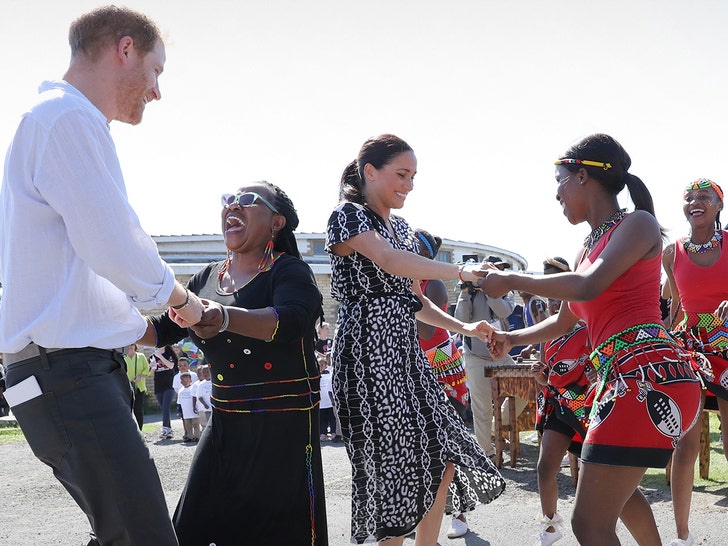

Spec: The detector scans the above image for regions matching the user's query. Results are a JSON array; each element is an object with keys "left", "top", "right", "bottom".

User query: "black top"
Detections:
[
  {"left": 152, "top": 345, "right": 178, "bottom": 391},
  {"left": 151, "top": 254, "right": 323, "bottom": 412}
]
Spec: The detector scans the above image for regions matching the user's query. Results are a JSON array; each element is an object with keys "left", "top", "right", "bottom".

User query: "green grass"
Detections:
[
  {"left": 0, "top": 423, "right": 162, "bottom": 444},
  {"left": 0, "top": 427, "right": 26, "bottom": 444},
  {"left": 641, "top": 412, "right": 728, "bottom": 494}
]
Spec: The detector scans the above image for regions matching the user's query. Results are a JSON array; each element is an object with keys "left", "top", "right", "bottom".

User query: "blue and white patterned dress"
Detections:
[{"left": 326, "top": 202, "right": 505, "bottom": 544}]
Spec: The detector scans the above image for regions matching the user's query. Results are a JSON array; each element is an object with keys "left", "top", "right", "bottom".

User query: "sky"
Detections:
[{"left": 2, "top": 0, "right": 728, "bottom": 271}]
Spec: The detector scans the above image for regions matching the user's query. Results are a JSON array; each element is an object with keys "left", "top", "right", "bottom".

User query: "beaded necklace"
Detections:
[
  {"left": 683, "top": 230, "right": 722, "bottom": 254},
  {"left": 583, "top": 209, "right": 627, "bottom": 250},
  {"left": 217, "top": 248, "right": 281, "bottom": 293}
]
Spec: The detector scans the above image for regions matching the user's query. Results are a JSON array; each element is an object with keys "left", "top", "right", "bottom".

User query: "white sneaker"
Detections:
[
  {"left": 536, "top": 527, "right": 562, "bottom": 546},
  {"left": 535, "top": 513, "right": 563, "bottom": 546},
  {"left": 447, "top": 516, "right": 468, "bottom": 538},
  {"left": 669, "top": 532, "right": 694, "bottom": 546}
]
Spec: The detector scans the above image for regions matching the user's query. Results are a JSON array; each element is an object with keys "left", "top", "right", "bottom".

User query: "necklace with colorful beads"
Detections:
[
  {"left": 683, "top": 230, "right": 722, "bottom": 254},
  {"left": 583, "top": 209, "right": 627, "bottom": 250}
]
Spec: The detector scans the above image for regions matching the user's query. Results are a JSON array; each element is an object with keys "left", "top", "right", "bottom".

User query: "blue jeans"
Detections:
[
  {"left": 6, "top": 347, "right": 178, "bottom": 546},
  {"left": 156, "top": 387, "right": 175, "bottom": 429}
]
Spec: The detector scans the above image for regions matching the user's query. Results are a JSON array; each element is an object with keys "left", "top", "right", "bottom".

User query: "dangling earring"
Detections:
[
  {"left": 258, "top": 238, "right": 275, "bottom": 273},
  {"left": 218, "top": 249, "right": 232, "bottom": 282}
]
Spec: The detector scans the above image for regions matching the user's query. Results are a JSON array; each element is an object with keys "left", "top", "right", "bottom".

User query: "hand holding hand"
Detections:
[
  {"left": 459, "top": 262, "right": 495, "bottom": 283},
  {"left": 463, "top": 320, "right": 495, "bottom": 343},
  {"left": 479, "top": 270, "right": 512, "bottom": 299},
  {"left": 530, "top": 362, "right": 548, "bottom": 386},
  {"left": 488, "top": 330, "right": 512, "bottom": 359},
  {"left": 189, "top": 299, "right": 227, "bottom": 340},
  {"left": 170, "top": 292, "right": 204, "bottom": 328}
]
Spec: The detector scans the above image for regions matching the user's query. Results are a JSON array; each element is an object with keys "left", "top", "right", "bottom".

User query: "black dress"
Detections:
[
  {"left": 152, "top": 254, "right": 328, "bottom": 546},
  {"left": 326, "top": 202, "right": 505, "bottom": 543}
]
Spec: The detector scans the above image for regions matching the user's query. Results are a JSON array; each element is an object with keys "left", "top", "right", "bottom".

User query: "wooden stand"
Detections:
[{"left": 485, "top": 363, "right": 539, "bottom": 468}]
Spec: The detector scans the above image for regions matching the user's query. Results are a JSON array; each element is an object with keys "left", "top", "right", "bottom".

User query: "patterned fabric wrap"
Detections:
[
  {"left": 582, "top": 323, "right": 702, "bottom": 468},
  {"left": 673, "top": 312, "right": 728, "bottom": 399},
  {"left": 327, "top": 202, "right": 505, "bottom": 543},
  {"left": 423, "top": 338, "right": 469, "bottom": 407},
  {"left": 536, "top": 323, "right": 592, "bottom": 443}
]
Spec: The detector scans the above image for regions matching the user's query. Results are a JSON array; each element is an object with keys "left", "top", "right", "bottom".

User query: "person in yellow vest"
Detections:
[{"left": 124, "top": 343, "right": 151, "bottom": 430}]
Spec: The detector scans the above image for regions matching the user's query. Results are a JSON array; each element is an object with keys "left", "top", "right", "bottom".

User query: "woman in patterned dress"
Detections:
[
  {"left": 484, "top": 133, "right": 702, "bottom": 546},
  {"left": 662, "top": 178, "right": 728, "bottom": 546},
  {"left": 325, "top": 134, "right": 505, "bottom": 545}
]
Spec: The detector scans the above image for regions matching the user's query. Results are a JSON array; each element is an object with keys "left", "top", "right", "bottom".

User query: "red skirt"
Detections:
[
  {"left": 536, "top": 323, "right": 592, "bottom": 446},
  {"left": 673, "top": 312, "right": 728, "bottom": 400},
  {"left": 582, "top": 323, "right": 702, "bottom": 468}
]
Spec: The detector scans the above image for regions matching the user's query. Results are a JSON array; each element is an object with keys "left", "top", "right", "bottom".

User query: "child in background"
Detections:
[
  {"left": 194, "top": 365, "right": 212, "bottom": 430},
  {"left": 319, "top": 359, "right": 336, "bottom": 441},
  {"left": 177, "top": 372, "right": 200, "bottom": 442}
]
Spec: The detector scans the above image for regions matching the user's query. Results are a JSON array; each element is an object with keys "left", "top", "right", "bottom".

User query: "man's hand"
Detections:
[
  {"left": 189, "top": 299, "right": 226, "bottom": 339},
  {"left": 169, "top": 292, "right": 204, "bottom": 328}
]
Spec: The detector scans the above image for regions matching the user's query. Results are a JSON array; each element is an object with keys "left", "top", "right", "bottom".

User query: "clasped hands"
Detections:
[
  {"left": 459, "top": 263, "right": 511, "bottom": 298},
  {"left": 169, "top": 297, "right": 227, "bottom": 339}
]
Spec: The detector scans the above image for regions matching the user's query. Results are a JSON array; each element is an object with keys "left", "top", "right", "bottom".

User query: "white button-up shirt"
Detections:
[{"left": 0, "top": 80, "right": 176, "bottom": 352}]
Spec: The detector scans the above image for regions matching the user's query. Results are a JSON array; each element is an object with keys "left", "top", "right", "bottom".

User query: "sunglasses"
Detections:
[{"left": 221, "top": 191, "right": 279, "bottom": 214}]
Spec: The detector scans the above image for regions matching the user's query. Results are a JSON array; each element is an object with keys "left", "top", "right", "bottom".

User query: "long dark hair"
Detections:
[
  {"left": 339, "top": 134, "right": 413, "bottom": 204},
  {"left": 559, "top": 133, "right": 656, "bottom": 218}
]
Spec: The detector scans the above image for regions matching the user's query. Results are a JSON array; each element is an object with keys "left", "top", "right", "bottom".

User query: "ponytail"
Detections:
[
  {"left": 339, "top": 160, "right": 364, "bottom": 205},
  {"left": 624, "top": 173, "right": 655, "bottom": 216}
]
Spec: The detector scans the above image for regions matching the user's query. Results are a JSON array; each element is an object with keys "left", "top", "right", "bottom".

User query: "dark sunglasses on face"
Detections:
[{"left": 221, "top": 191, "right": 279, "bottom": 214}]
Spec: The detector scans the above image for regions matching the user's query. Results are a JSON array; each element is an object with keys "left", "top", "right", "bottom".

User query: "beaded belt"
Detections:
[
  {"left": 589, "top": 323, "right": 677, "bottom": 375},
  {"left": 678, "top": 312, "right": 728, "bottom": 347}
]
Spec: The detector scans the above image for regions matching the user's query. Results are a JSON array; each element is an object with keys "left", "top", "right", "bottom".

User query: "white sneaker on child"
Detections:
[
  {"left": 534, "top": 513, "right": 563, "bottom": 546},
  {"left": 447, "top": 516, "right": 468, "bottom": 538},
  {"left": 669, "top": 532, "right": 694, "bottom": 546}
]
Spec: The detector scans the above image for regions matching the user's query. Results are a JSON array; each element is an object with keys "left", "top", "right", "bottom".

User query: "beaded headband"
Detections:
[
  {"left": 554, "top": 158, "right": 613, "bottom": 171},
  {"left": 684, "top": 178, "right": 724, "bottom": 202},
  {"left": 415, "top": 231, "right": 435, "bottom": 259}
]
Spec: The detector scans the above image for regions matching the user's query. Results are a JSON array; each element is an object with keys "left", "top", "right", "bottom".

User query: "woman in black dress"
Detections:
[
  {"left": 326, "top": 134, "right": 505, "bottom": 545},
  {"left": 140, "top": 181, "right": 327, "bottom": 546}
]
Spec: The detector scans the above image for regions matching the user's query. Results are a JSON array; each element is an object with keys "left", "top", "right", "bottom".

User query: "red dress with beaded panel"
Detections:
[{"left": 569, "top": 216, "right": 702, "bottom": 468}]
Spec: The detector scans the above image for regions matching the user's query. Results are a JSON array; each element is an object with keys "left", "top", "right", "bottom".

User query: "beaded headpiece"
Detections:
[
  {"left": 554, "top": 158, "right": 613, "bottom": 171},
  {"left": 684, "top": 178, "right": 724, "bottom": 202},
  {"left": 415, "top": 231, "right": 435, "bottom": 259}
]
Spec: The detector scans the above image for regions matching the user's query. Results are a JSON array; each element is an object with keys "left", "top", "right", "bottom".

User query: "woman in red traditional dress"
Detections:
[
  {"left": 662, "top": 178, "right": 728, "bottom": 546},
  {"left": 483, "top": 133, "right": 702, "bottom": 546}
]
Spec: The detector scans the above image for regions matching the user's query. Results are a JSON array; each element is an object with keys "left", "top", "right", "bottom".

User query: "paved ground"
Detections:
[{"left": 2, "top": 412, "right": 728, "bottom": 545}]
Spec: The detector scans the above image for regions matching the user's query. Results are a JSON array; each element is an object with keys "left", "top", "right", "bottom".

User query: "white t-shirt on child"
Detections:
[
  {"left": 177, "top": 384, "right": 196, "bottom": 419},
  {"left": 195, "top": 379, "right": 212, "bottom": 412},
  {"left": 319, "top": 369, "right": 334, "bottom": 409}
]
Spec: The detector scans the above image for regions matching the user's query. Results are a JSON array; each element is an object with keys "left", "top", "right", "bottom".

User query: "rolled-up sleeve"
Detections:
[{"left": 34, "top": 111, "right": 175, "bottom": 309}]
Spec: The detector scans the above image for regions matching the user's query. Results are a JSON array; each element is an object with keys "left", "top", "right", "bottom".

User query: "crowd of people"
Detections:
[{"left": 1, "top": 5, "right": 727, "bottom": 546}]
